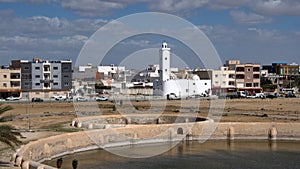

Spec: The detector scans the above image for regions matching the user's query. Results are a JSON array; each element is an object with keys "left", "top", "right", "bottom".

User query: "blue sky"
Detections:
[{"left": 0, "top": 0, "right": 300, "bottom": 69}]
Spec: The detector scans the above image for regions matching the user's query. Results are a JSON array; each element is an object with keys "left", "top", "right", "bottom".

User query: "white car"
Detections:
[
  {"left": 255, "top": 93, "right": 266, "bottom": 99},
  {"left": 246, "top": 95, "right": 257, "bottom": 99},
  {"left": 6, "top": 96, "right": 20, "bottom": 101},
  {"left": 167, "top": 93, "right": 181, "bottom": 100},
  {"left": 76, "top": 96, "right": 88, "bottom": 102},
  {"left": 54, "top": 95, "right": 67, "bottom": 101},
  {"left": 95, "top": 96, "right": 108, "bottom": 101}
]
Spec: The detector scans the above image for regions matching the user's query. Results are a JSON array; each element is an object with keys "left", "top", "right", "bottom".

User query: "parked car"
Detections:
[
  {"left": 54, "top": 95, "right": 67, "bottom": 101},
  {"left": 5, "top": 96, "right": 20, "bottom": 101},
  {"left": 76, "top": 96, "right": 88, "bottom": 102},
  {"left": 237, "top": 91, "right": 246, "bottom": 98},
  {"left": 95, "top": 96, "right": 108, "bottom": 101},
  {"left": 255, "top": 93, "right": 266, "bottom": 99},
  {"left": 266, "top": 93, "right": 278, "bottom": 99},
  {"left": 285, "top": 92, "right": 296, "bottom": 98},
  {"left": 31, "top": 97, "right": 43, "bottom": 102},
  {"left": 167, "top": 93, "right": 181, "bottom": 100},
  {"left": 246, "top": 94, "right": 257, "bottom": 99}
]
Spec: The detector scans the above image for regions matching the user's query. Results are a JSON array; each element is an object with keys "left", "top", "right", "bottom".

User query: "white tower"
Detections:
[{"left": 159, "top": 41, "right": 171, "bottom": 82}]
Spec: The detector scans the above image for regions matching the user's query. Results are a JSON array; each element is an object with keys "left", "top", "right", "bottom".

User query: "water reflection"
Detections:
[{"left": 44, "top": 140, "right": 300, "bottom": 169}]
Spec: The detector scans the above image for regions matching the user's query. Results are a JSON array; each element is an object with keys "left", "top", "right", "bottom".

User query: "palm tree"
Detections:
[{"left": 0, "top": 104, "right": 21, "bottom": 150}]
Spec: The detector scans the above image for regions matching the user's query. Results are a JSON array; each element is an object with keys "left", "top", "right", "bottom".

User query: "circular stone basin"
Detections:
[{"left": 74, "top": 115, "right": 207, "bottom": 129}]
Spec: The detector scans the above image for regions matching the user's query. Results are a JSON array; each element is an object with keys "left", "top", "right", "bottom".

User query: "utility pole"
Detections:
[{"left": 26, "top": 92, "right": 31, "bottom": 131}]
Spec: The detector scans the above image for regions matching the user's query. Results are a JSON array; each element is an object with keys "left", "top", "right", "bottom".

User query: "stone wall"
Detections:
[{"left": 14, "top": 122, "right": 300, "bottom": 169}]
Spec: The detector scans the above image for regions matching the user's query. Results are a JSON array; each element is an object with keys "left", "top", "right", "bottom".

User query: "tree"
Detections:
[
  {"left": 293, "top": 76, "right": 300, "bottom": 87},
  {"left": 261, "top": 77, "right": 277, "bottom": 92},
  {"left": 0, "top": 104, "right": 21, "bottom": 150}
]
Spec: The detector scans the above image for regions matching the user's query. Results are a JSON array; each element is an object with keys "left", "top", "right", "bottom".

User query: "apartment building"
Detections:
[
  {"left": 262, "top": 62, "right": 299, "bottom": 93},
  {"left": 263, "top": 62, "right": 299, "bottom": 76},
  {"left": 0, "top": 67, "right": 21, "bottom": 98},
  {"left": 225, "top": 60, "right": 261, "bottom": 93},
  {"left": 235, "top": 64, "right": 260, "bottom": 88},
  {"left": 212, "top": 66, "right": 236, "bottom": 94},
  {"left": 97, "top": 64, "right": 126, "bottom": 83},
  {"left": 10, "top": 58, "right": 72, "bottom": 99}
]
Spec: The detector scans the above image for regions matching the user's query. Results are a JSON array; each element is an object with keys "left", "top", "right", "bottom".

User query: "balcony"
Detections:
[
  {"left": 43, "top": 65, "right": 51, "bottom": 72},
  {"left": 40, "top": 79, "right": 54, "bottom": 83}
]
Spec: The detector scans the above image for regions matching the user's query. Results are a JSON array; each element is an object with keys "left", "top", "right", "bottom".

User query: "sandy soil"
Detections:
[
  {"left": 2, "top": 98, "right": 300, "bottom": 129},
  {"left": 1, "top": 98, "right": 300, "bottom": 165}
]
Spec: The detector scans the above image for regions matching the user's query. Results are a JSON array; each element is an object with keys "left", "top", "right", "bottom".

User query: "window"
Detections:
[
  {"left": 3, "top": 75, "right": 7, "bottom": 78},
  {"left": 35, "top": 67, "right": 40, "bottom": 70},
  {"left": 10, "top": 73, "right": 20, "bottom": 79},
  {"left": 215, "top": 74, "right": 218, "bottom": 78},
  {"left": 24, "top": 66, "right": 29, "bottom": 70},
  {"left": 254, "top": 83, "right": 259, "bottom": 87},
  {"left": 53, "top": 67, "right": 58, "bottom": 70},
  {"left": 223, "top": 74, "right": 226, "bottom": 77},
  {"left": 54, "top": 83, "right": 58, "bottom": 86},
  {"left": 193, "top": 83, "right": 195, "bottom": 85},
  {"left": 236, "top": 67, "right": 245, "bottom": 72},
  {"left": 3, "top": 83, "right": 7, "bottom": 87},
  {"left": 64, "top": 82, "right": 69, "bottom": 86},
  {"left": 165, "top": 69, "right": 167, "bottom": 72},
  {"left": 63, "top": 75, "right": 69, "bottom": 78},
  {"left": 11, "top": 81, "right": 20, "bottom": 87},
  {"left": 63, "top": 66, "right": 69, "bottom": 70},
  {"left": 53, "top": 75, "right": 58, "bottom": 78},
  {"left": 253, "top": 67, "right": 260, "bottom": 72},
  {"left": 229, "top": 74, "right": 235, "bottom": 79},
  {"left": 247, "top": 68, "right": 251, "bottom": 72},
  {"left": 246, "top": 83, "right": 252, "bottom": 87},
  {"left": 35, "top": 83, "right": 40, "bottom": 86},
  {"left": 236, "top": 74, "right": 245, "bottom": 79},
  {"left": 253, "top": 74, "right": 260, "bottom": 79},
  {"left": 35, "top": 75, "right": 40, "bottom": 78},
  {"left": 35, "top": 92, "right": 40, "bottom": 94},
  {"left": 229, "top": 81, "right": 235, "bottom": 86},
  {"left": 204, "top": 83, "right": 207, "bottom": 85},
  {"left": 24, "top": 82, "right": 29, "bottom": 86},
  {"left": 165, "top": 57, "right": 167, "bottom": 60}
]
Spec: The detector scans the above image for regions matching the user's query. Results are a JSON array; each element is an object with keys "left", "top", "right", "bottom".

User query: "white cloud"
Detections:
[
  {"left": 251, "top": 0, "right": 300, "bottom": 16},
  {"left": 0, "top": 11, "right": 107, "bottom": 37},
  {"left": 230, "top": 10, "right": 272, "bottom": 25},
  {"left": 3, "top": 0, "right": 300, "bottom": 17},
  {"left": 53, "top": 0, "right": 209, "bottom": 17},
  {"left": 148, "top": 0, "right": 208, "bottom": 13},
  {"left": 0, "top": 0, "right": 50, "bottom": 3},
  {"left": 208, "top": 0, "right": 251, "bottom": 10},
  {"left": 60, "top": 0, "right": 124, "bottom": 17},
  {"left": 0, "top": 10, "right": 106, "bottom": 64}
]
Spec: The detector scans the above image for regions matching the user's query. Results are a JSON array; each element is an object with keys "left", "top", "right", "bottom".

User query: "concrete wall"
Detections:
[{"left": 14, "top": 122, "right": 300, "bottom": 169}]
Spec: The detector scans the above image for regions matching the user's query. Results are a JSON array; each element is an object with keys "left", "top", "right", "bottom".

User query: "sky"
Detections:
[{"left": 0, "top": 0, "right": 300, "bottom": 69}]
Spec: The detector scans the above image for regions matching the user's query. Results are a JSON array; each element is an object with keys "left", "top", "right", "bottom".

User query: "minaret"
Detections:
[{"left": 159, "top": 41, "right": 171, "bottom": 82}]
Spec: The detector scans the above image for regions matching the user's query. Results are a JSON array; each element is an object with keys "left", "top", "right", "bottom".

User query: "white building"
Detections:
[
  {"left": 153, "top": 42, "right": 211, "bottom": 98},
  {"left": 212, "top": 66, "right": 236, "bottom": 94}
]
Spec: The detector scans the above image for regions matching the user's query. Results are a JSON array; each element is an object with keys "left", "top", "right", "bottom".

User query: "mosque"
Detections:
[{"left": 153, "top": 41, "right": 211, "bottom": 99}]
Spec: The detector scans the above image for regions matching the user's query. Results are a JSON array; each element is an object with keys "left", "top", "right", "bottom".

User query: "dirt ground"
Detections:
[
  {"left": 1, "top": 98, "right": 300, "bottom": 166},
  {"left": 1, "top": 98, "right": 300, "bottom": 130}
]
